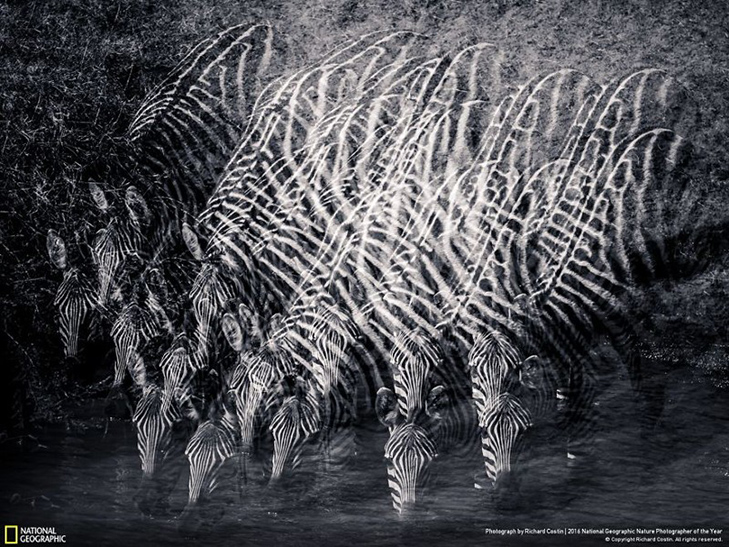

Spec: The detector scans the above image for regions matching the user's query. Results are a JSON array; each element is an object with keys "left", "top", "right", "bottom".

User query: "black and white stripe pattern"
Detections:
[
  {"left": 184, "top": 406, "right": 239, "bottom": 507},
  {"left": 42, "top": 22, "right": 703, "bottom": 519}
]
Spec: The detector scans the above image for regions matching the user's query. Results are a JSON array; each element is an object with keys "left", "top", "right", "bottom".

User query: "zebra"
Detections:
[
  {"left": 375, "top": 330, "right": 476, "bottom": 517},
  {"left": 36, "top": 20, "right": 713, "bottom": 529},
  {"left": 131, "top": 336, "right": 205, "bottom": 516},
  {"left": 209, "top": 44, "right": 506, "bottom": 512},
  {"left": 176, "top": 312, "right": 297, "bottom": 516},
  {"left": 110, "top": 298, "right": 168, "bottom": 388},
  {"left": 179, "top": 402, "right": 239, "bottom": 529},
  {"left": 46, "top": 229, "right": 99, "bottom": 359},
  {"left": 181, "top": 30, "right": 432, "bottom": 359},
  {"left": 451, "top": 70, "right": 697, "bottom": 495},
  {"left": 265, "top": 304, "right": 361, "bottom": 485},
  {"left": 267, "top": 374, "right": 322, "bottom": 485},
  {"left": 91, "top": 186, "right": 152, "bottom": 311},
  {"left": 466, "top": 329, "right": 544, "bottom": 493},
  {"left": 226, "top": 344, "right": 280, "bottom": 485},
  {"left": 128, "top": 23, "right": 277, "bottom": 231},
  {"left": 47, "top": 24, "right": 278, "bottom": 365},
  {"left": 131, "top": 382, "right": 194, "bottom": 516}
]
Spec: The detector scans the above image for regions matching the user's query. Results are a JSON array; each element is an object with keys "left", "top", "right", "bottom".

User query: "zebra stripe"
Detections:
[
  {"left": 132, "top": 385, "right": 186, "bottom": 478},
  {"left": 383, "top": 422, "right": 438, "bottom": 515},
  {"left": 130, "top": 24, "right": 275, "bottom": 222},
  {"left": 53, "top": 266, "right": 98, "bottom": 359},
  {"left": 479, "top": 392, "right": 532, "bottom": 483},
  {"left": 184, "top": 408, "right": 239, "bottom": 505},
  {"left": 269, "top": 378, "right": 322, "bottom": 482},
  {"left": 110, "top": 298, "right": 168, "bottom": 387}
]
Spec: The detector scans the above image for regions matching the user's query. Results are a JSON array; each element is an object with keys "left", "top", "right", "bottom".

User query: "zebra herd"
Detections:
[{"left": 45, "top": 24, "right": 700, "bottom": 523}]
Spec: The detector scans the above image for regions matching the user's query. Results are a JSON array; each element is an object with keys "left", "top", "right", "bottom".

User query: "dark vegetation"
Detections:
[{"left": 1, "top": 0, "right": 728, "bottom": 432}]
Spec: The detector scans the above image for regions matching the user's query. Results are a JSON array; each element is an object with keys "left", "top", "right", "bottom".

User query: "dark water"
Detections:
[{"left": 1, "top": 362, "right": 728, "bottom": 547}]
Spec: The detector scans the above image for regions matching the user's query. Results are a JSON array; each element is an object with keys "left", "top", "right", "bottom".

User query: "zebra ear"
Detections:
[
  {"left": 425, "top": 385, "right": 449, "bottom": 421},
  {"left": 182, "top": 222, "right": 204, "bottom": 261},
  {"left": 237, "top": 303, "right": 259, "bottom": 343},
  {"left": 46, "top": 229, "right": 67, "bottom": 270},
  {"left": 519, "top": 355, "right": 542, "bottom": 389},
  {"left": 88, "top": 181, "right": 109, "bottom": 212},
  {"left": 125, "top": 186, "right": 151, "bottom": 226},
  {"left": 221, "top": 312, "right": 244, "bottom": 352},
  {"left": 375, "top": 387, "right": 400, "bottom": 428}
]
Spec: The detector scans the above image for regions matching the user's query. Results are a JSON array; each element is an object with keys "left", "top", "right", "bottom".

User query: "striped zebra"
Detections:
[
  {"left": 132, "top": 383, "right": 194, "bottom": 516},
  {"left": 129, "top": 23, "right": 276, "bottom": 229},
  {"left": 176, "top": 313, "right": 302, "bottom": 516},
  {"left": 48, "top": 24, "right": 277, "bottom": 365},
  {"left": 268, "top": 375, "right": 322, "bottom": 484},
  {"left": 110, "top": 24, "right": 699, "bottom": 522},
  {"left": 46, "top": 229, "right": 98, "bottom": 359},
  {"left": 91, "top": 186, "right": 152, "bottom": 312},
  {"left": 467, "top": 330, "right": 537, "bottom": 492},
  {"left": 266, "top": 304, "right": 360, "bottom": 484},
  {"left": 182, "top": 30, "right": 431, "bottom": 358},
  {"left": 216, "top": 43, "right": 504, "bottom": 511},
  {"left": 375, "top": 330, "right": 476, "bottom": 516},
  {"left": 177, "top": 44, "right": 498, "bottom": 510},
  {"left": 180, "top": 403, "right": 239, "bottom": 526},
  {"left": 226, "top": 344, "right": 280, "bottom": 484},
  {"left": 451, "top": 69, "right": 697, "bottom": 494},
  {"left": 131, "top": 335, "right": 204, "bottom": 516},
  {"left": 110, "top": 298, "right": 169, "bottom": 388}
]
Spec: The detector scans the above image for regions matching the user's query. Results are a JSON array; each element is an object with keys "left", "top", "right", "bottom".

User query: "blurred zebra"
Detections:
[
  {"left": 375, "top": 330, "right": 476, "bottom": 517},
  {"left": 181, "top": 404, "right": 239, "bottom": 524},
  {"left": 46, "top": 229, "right": 99, "bottom": 359},
  {"left": 266, "top": 305, "right": 361, "bottom": 485},
  {"left": 182, "top": 30, "right": 431, "bottom": 358},
  {"left": 455, "top": 69, "right": 697, "bottom": 494},
  {"left": 47, "top": 24, "right": 277, "bottom": 363},
  {"left": 129, "top": 23, "right": 276, "bottom": 229},
  {"left": 131, "top": 335, "right": 204, "bottom": 516}
]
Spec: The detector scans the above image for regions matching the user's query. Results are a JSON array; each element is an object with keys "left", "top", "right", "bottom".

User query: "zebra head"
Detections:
[
  {"left": 184, "top": 407, "right": 238, "bottom": 508},
  {"left": 228, "top": 352, "right": 278, "bottom": 456},
  {"left": 47, "top": 230, "right": 98, "bottom": 359},
  {"left": 111, "top": 300, "right": 162, "bottom": 387},
  {"left": 132, "top": 376, "right": 200, "bottom": 517},
  {"left": 374, "top": 330, "right": 448, "bottom": 516},
  {"left": 469, "top": 330, "right": 532, "bottom": 491},
  {"left": 189, "top": 259, "right": 240, "bottom": 361},
  {"left": 160, "top": 333, "right": 203, "bottom": 412},
  {"left": 477, "top": 392, "right": 532, "bottom": 490},
  {"left": 220, "top": 303, "right": 266, "bottom": 356},
  {"left": 268, "top": 376, "right": 322, "bottom": 484},
  {"left": 91, "top": 221, "right": 141, "bottom": 310},
  {"left": 390, "top": 330, "right": 443, "bottom": 420},
  {"left": 376, "top": 385, "right": 446, "bottom": 517},
  {"left": 133, "top": 384, "right": 187, "bottom": 478}
]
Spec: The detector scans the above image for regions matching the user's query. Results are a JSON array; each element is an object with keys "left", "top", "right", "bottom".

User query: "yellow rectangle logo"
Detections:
[{"left": 4, "top": 525, "right": 18, "bottom": 544}]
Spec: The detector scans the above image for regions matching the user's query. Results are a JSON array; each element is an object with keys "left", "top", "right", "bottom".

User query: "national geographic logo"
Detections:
[
  {"left": 4, "top": 527, "right": 17, "bottom": 545},
  {"left": 4, "top": 526, "right": 66, "bottom": 544}
]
